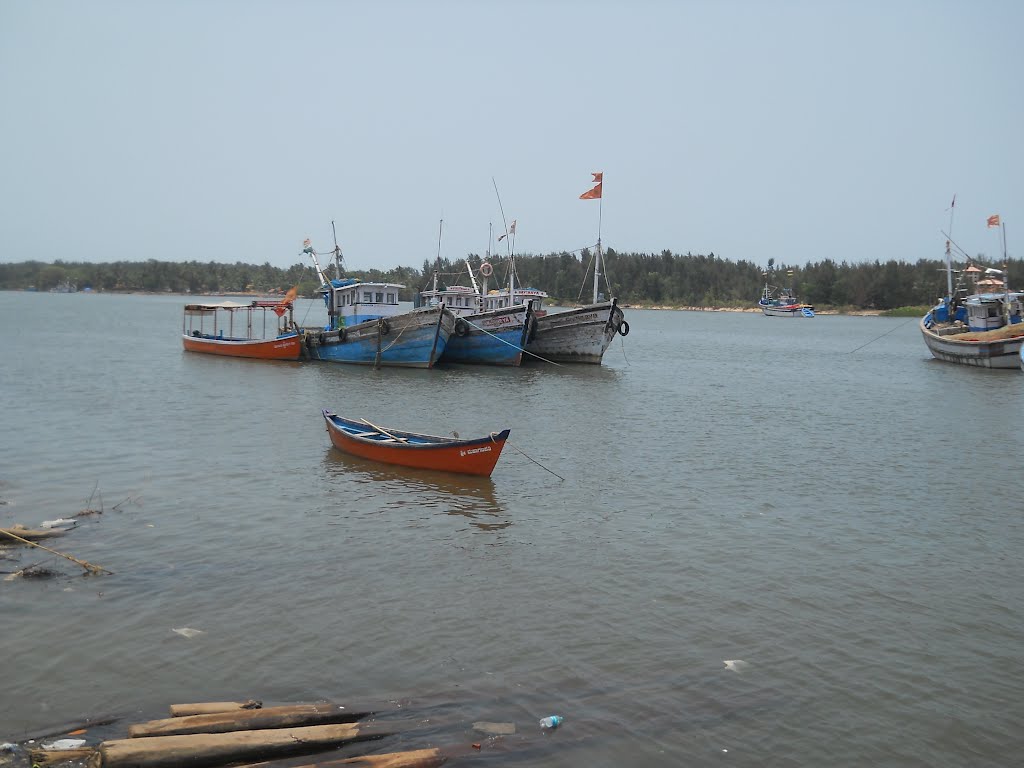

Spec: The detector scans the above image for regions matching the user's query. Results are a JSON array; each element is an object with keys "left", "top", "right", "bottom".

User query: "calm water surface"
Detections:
[{"left": 1, "top": 292, "right": 1022, "bottom": 766}]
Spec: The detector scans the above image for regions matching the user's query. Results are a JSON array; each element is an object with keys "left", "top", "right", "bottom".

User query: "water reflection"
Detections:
[{"left": 321, "top": 449, "right": 510, "bottom": 532}]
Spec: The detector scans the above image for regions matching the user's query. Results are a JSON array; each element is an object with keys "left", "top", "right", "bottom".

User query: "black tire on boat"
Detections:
[
  {"left": 455, "top": 318, "right": 468, "bottom": 336},
  {"left": 618, "top": 320, "right": 630, "bottom": 337},
  {"left": 337, "top": 327, "right": 346, "bottom": 342},
  {"left": 380, "top": 319, "right": 391, "bottom": 335},
  {"left": 318, "top": 332, "right": 325, "bottom": 345}
]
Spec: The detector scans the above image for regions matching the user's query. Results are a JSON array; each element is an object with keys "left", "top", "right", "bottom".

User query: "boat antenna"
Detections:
[{"left": 331, "top": 220, "right": 344, "bottom": 279}]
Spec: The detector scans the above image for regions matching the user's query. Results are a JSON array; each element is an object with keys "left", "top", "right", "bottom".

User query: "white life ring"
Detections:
[{"left": 479, "top": 262, "right": 493, "bottom": 277}]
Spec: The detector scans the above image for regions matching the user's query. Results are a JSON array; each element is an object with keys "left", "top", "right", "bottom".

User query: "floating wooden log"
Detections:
[
  {"left": 236, "top": 747, "right": 446, "bottom": 768},
  {"left": 129, "top": 703, "right": 367, "bottom": 737},
  {"left": 29, "top": 747, "right": 97, "bottom": 766},
  {"left": 94, "top": 722, "right": 390, "bottom": 768},
  {"left": 169, "top": 700, "right": 263, "bottom": 717}
]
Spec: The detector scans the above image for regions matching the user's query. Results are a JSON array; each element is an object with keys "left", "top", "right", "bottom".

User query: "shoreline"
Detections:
[{"left": 621, "top": 303, "right": 885, "bottom": 316}]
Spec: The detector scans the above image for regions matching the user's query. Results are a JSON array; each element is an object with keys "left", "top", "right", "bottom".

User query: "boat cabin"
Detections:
[
  {"left": 482, "top": 287, "right": 549, "bottom": 316},
  {"left": 964, "top": 292, "right": 1024, "bottom": 332},
  {"left": 320, "top": 278, "right": 406, "bottom": 329},
  {"left": 419, "top": 284, "right": 481, "bottom": 317}
]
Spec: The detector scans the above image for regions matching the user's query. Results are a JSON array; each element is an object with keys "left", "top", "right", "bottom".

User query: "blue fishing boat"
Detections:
[
  {"left": 418, "top": 259, "right": 535, "bottom": 367},
  {"left": 302, "top": 234, "right": 454, "bottom": 369}
]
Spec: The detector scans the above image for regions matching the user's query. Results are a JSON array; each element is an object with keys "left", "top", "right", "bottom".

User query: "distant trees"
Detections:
[{"left": 0, "top": 251, "right": 1018, "bottom": 311}]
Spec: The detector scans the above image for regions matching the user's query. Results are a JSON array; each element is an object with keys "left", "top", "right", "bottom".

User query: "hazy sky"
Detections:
[{"left": 2, "top": 0, "right": 1021, "bottom": 272}]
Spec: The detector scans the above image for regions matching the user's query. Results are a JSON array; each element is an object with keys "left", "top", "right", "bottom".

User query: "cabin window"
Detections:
[
  {"left": 363, "top": 291, "right": 372, "bottom": 303},
  {"left": 989, "top": 307, "right": 999, "bottom": 318},
  {"left": 375, "top": 292, "right": 384, "bottom": 303},
  {"left": 387, "top": 292, "right": 396, "bottom": 303}
]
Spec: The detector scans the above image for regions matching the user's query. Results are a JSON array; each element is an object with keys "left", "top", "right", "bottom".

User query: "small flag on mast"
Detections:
[
  {"left": 987, "top": 214, "right": 1001, "bottom": 228},
  {"left": 497, "top": 220, "right": 517, "bottom": 242},
  {"left": 580, "top": 172, "right": 603, "bottom": 199}
]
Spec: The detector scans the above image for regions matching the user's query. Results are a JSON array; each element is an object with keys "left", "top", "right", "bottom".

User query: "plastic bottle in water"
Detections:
[{"left": 539, "top": 715, "right": 563, "bottom": 729}]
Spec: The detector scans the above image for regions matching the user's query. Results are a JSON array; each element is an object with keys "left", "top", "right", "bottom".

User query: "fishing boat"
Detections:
[
  {"left": 477, "top": 179, "right": 628, "bottom": 365},
  {"left": 301, "top": 232, "right": 454, "bottom": 369},
  {"left": 182, "top": 295, "right": 303, "bottom": 360},
  {"left": 920, "top": 225, "right": 1024, "bottom": 369},
  {"left": 417, "top": 222, "right": 534, "bottom": 366},
  {"left": 321, "top": 410, "right": 510, "bottom": 477},
  {"left": 758, "top": 270, "right": 815, "bottom": 317},
  {"left": 519, "top": 173, "right": 628, "bottom": 364}
]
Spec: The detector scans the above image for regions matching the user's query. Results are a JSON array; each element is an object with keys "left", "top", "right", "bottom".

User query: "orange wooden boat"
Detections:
[
  {"left": 183, "top": 298, "right": 303, "bottom": 360},
  {"left": 322, "top": 410, "right": 510, "bottom": 477}
]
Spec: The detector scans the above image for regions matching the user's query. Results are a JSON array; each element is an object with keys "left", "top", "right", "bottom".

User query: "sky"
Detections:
[{"left": 1, "top": 0, "right": 1022, "bottom": 272}]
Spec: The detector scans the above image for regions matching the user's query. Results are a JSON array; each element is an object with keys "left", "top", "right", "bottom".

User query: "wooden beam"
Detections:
[
  {"left": 129, "top": 704, "right": 366, "bottom": 737},
  {"left": 168, "top": 700, "right": 262, "bottom": 717},
  {"left": 96, "top": 722, "right": 389, "bottom": 768}
]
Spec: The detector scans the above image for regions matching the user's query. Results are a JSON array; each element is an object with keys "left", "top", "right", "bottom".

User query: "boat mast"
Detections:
[
  {"left": 946, "top": 195, "right": 955, "bottom": 299},
  {"left": 331, "top": 220, "right": 344, "bottom": 280},
  {"left": 433, "top": 217, "right": 442, "bottom": 297},
  {"left": 594, "top": 184, "right": 603, "bottom": 303}
]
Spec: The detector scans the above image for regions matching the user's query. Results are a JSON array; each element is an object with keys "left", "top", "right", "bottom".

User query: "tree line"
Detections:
[{"left": 1, "top": 249, "right": 1018, "bottom": 311}]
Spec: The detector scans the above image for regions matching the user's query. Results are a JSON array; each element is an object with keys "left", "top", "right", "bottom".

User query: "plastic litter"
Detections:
[
  {"left": 539, "top": 715, "right": 563, "bottom": 729},
  {"left": 41, "top": 738, "right": 87, "bottom": 750}
]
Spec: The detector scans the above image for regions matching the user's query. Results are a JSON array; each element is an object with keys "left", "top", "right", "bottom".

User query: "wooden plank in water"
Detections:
[
  {"left": 97, "top": 722, "right": 390, "bottom": 768},
  {"left": 169, "top": 700, "right": 263, "bottom": 717},
  {"left": 129, "top": 703, "right": 365, "bottom": 737}
]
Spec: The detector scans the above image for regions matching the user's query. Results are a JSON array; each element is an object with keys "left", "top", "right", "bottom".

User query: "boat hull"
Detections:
[
  {"left": 322, "top": 410, "right": 509, "bottom": 476},
  {"left": 760, "top": 305, "right": 813, "bottom": 317},
  {"left": 919, "top": 318, "right": 1024, "bottom": 369},
  {"left": 524, "top": 300, "right": 625, "bottom": 364},
  {"left": 304, "top": 306, "right": 453, "bottom": 368},
  {"left": 182, "top": 332, "right": 303, "bottom": 360},
  {"left": 442, "top": 306, "right": 530, "bottom": 366}
]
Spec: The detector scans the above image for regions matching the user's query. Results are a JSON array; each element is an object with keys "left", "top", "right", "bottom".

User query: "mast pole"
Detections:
[
  {"left": 946, "top": 196, "right": 955, "bottom": 299},
  {"left": 594, "top": 180, "right": 603, "bottom": 304}
]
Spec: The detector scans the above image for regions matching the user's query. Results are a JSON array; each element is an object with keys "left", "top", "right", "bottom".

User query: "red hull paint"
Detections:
[
  {"left": 182, "top": 334, "right": 303, "bottom": 360},
  {"left": 322, "top": 411, "right": 509, "bottom": 477}
]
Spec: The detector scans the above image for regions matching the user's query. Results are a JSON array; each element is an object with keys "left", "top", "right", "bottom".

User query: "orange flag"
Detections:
[
  {"left": 591, "top": 172, "right": 603, "bottom": 183},
  {"left": 274, "top": 285, "right": 298, "bottom": 316},
  {"left": 987, "top": 214, "right": 1000, "bottom": 228},
  {"left": 580, "top": 182, "right": 602, "bottom": 200}
]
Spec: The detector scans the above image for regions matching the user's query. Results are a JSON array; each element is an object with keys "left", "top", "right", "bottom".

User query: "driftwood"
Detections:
[
  {"left": 169, "top": 700, "right": 263, "bottom": 717},
  {"left": 29, "top": 747, "right": 97, "bottom": 766},
  {"left": 0, "top": 526, "right": 66, "bottom": 541},
  {"left": 129, "top": 703, "right": 367, "bottom": 737},
  {"left": 237, "top": 747, "right": 446, "bottom": 768},
  {"left": 92, "top": 722, "right": 391, "bottom": 768},
  {"left": 0, "top": 527, "right": 112, "bottom": 574}
]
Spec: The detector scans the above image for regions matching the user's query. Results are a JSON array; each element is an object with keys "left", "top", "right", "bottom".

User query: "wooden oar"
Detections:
[{"left": 359, "top": 418, "right": 408, "bottom": 443}]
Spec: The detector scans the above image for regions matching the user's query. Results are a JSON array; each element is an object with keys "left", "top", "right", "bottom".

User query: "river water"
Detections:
[{"left": 1, "top": 292, "right": 1021, "bottom": 767}]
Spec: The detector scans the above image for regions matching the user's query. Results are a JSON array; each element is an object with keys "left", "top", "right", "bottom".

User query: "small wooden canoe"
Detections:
[{"left": 322, "top": 410, "right": 510, "bottom": 477}]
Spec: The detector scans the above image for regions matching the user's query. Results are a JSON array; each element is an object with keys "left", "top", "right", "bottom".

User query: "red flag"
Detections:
[
  {"left": 579, "top": 183, "right": 602, "bottom": 200},
  {"left": 274, "top": 285, "right": 298, "bottom": 316},
  {"left": 591, "top": 172, "right": 603, "bottom": 183},
  {"left": 987, "top": 214, "right": 1000, "bottom": 228}
]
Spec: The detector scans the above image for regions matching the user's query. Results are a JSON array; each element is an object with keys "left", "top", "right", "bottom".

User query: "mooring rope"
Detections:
[
  {"left": 849, "top": 316, "right": 917, "bottom": 354},
  {"left": 492, "top": 432, "right": 565, "bottom": 481}
]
